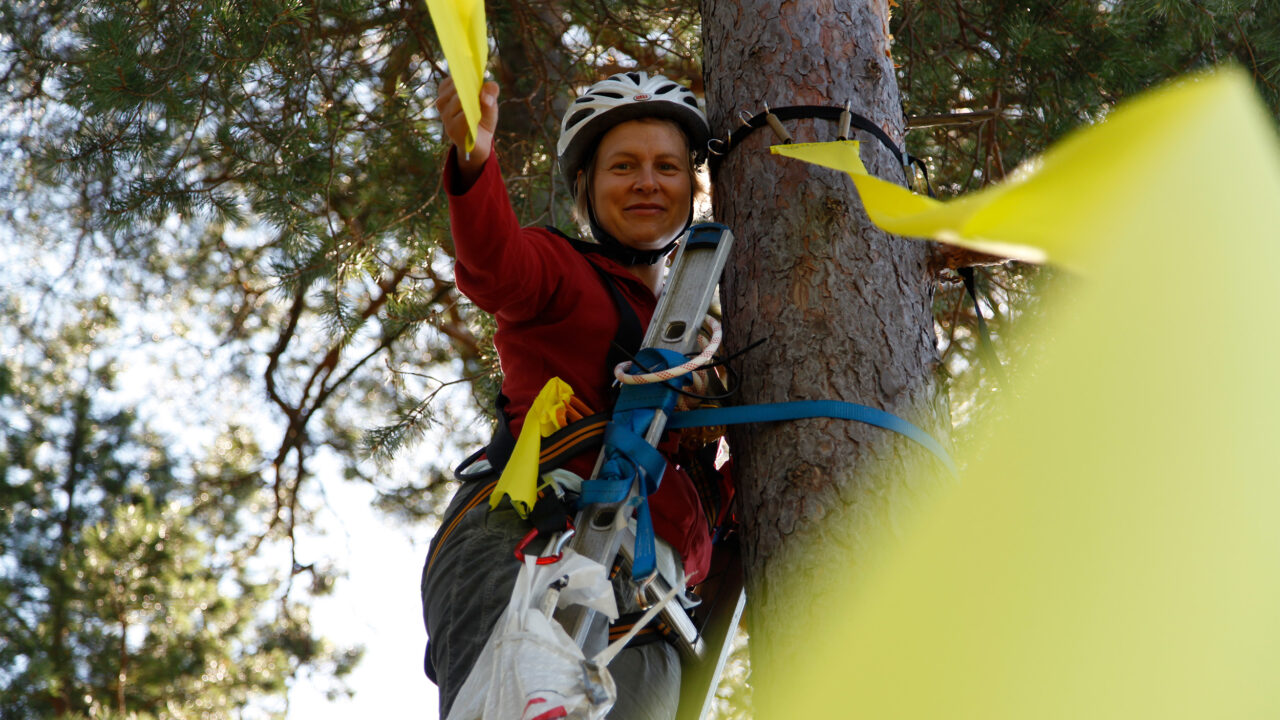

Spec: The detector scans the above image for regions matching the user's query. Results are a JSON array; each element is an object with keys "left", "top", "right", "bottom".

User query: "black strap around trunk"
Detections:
[{"left": 959, "top": 266, "right": 1006, "bottom": 385}]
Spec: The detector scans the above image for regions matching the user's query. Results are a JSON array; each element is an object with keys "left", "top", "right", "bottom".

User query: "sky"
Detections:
[{"left": 286, "top": 474, "right": 441, "bottom": 720}]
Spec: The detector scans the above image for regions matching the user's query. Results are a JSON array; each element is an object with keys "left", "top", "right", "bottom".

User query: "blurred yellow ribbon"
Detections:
[
  {"left": 769, "top": 67, "right": 1280, "bottom": 718},
  {"left": 424, "top": 0, "right": 487, "bottom": 153},
  {"left": 490, "top": 377, "right": 585, "bottom": 517}
]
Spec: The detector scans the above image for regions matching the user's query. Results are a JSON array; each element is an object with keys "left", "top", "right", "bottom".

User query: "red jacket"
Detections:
[{"left": 446, "top": 148, "right": 714, "bottom": 584}]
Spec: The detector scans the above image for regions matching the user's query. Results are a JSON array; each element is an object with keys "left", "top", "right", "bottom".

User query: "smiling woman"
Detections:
[
  {"left": 581, "top": 119, "right": 695, "bottom": 291},
  {"left": 420, "top": 71, "right": 732, "bottom": 720}
]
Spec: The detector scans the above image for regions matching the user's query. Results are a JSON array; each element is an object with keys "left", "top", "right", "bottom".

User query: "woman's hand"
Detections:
[{"left": 438, "top": 76, "right": 499, "bottom": 184}]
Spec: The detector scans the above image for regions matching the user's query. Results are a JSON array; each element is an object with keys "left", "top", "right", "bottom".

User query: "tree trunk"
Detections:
[
  {"left": 490, "top": 0, "right": 572, "bottom": 225},
  {"left": 700, "top": 0, "right": 950, "bottom": 709}
]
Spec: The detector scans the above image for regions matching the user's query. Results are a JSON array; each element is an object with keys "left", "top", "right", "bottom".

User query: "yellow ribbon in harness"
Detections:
[{"left": 490, "top": 377, "right": 581, "bottom": 517}]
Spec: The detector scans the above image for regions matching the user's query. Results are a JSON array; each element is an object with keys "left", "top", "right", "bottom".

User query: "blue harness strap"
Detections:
[
  {"left": 580, "top": 348, "right": 688, "bottom": 580},
  {"left": 584, "top": 347, "right": 958, "bottom": 581},
  {"left": 667, "top": 400, "right": 958, "bottom": 476}
]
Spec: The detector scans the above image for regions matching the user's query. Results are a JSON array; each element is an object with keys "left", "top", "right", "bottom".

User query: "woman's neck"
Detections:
[{"left": 626, "top": 262, "right": 663, "bottom": 296}]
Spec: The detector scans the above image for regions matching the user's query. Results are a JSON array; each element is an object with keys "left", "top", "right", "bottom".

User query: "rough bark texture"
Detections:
[{"left": 701, "top": 0, "right": 950, "bottom": 708}]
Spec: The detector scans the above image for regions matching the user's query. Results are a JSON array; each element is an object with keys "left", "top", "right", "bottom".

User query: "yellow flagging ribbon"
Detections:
[
  {"left": 773, "top": 67, "right": 1280, "bottom": 272},
  {"left": 768, "top": 67, "right": 1280, "bottom": 718},
  {"left": 424, "top": 0, "right": 487, "bottom": 153},
  {"left": 490, "top": 377, "right": 588, "bottom": 517},
  {"left": 774, "top": 140, "right": 1048, "bottom": 264}
]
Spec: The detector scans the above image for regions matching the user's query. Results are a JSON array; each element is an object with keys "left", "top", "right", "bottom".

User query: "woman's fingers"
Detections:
[{"left": 436, "top": 76, "right": 499, "bottom": 181}]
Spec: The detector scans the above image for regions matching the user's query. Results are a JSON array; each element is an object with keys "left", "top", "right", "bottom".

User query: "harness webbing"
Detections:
[
  {"left": 454, "top": 412, "right": 609, "bottom": 482},
  {"left": 424, "top": 479, "right": 498, "bottom": 581},
  {"left": 454, "top": 230, "right": 644, "bottom": 483},
  {"left": 667, "top": 400, "right": 957, "bottom": 476},
  {"left": 585, "top": 348, "right": 959, "bottom": 582},
  {"left": 709, "top": 104, "right": 917, "bottom": 180}
]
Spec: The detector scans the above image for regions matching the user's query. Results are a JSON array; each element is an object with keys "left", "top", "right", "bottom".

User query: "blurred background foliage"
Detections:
[{"left": 1, "top": 0, "right": 1275, "bottom": 715}]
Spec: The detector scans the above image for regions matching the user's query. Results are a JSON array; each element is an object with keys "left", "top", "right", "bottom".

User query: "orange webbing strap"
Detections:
[
  {"left": 454, "top": 412, "right": 610, "bottom": 482},
  {"left": 609, "top": 613, "right": 674, "bottom": 648},
  {"left": 423, "top": 480, "right": 498, "bottom": 579},
  {"left": 431, "top": 409, "right": 610, "bottom": 577},
  {"left": 536, "top": 415, "right": 607, "bottom": 470}
]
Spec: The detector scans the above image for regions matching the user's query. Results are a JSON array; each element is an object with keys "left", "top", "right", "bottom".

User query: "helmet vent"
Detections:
[
  {"left": 558, "top": 72, "right": 710, "bottom": 188},
  {"left": 565, "top": 108, "right": 595, "bottom": 129}
]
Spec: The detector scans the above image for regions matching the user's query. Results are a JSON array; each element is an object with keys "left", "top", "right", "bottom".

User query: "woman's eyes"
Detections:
[{"left": 609, "top": 160, "right": 683, "bottom": 172}]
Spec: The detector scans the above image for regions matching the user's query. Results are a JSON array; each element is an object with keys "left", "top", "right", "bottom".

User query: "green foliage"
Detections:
[
  {"left": 0, "top": 0, "right": 706, "bottom": 710},
  {"left": 895, "top": 0, "right": 1280, "bottom": 195},
  {"left": 0, "top": 0, "right": 707, "bottom": 485},
  {"left": 0, "top": 321, "right": 356, "bottom": 719}
]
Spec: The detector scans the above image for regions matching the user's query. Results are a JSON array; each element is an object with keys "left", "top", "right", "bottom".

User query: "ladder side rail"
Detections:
[{"left": 558, "top": 224, "right": 734, "bottom": 649}]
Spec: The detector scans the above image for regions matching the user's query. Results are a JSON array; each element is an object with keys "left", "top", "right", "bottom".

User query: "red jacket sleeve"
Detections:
[{"left": 445, "top": 146, "right": 568, "bottom": 324}]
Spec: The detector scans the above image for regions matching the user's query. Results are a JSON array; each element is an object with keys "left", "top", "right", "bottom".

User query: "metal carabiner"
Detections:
[
  {"left": 631, "top": 568, "right": 658, "bottom": 609},
  {"left": 549, "top": 527, "right": 576, "bottom": 556},
  {"left": 513, "top": 524, "right": 576, "bottom": 565}
]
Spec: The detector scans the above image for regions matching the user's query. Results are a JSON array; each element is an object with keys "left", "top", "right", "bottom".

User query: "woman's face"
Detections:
[{"left": 588, "top": 119, "right": 693, "bottom": 253}]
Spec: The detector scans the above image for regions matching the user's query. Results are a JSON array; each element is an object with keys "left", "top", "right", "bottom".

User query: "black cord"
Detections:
[
  {"left": 700, "top": 336, "right": 767, "bottom": 370},
  {"left": 612, "top": 344, "right": 739, "bottom": 403},
  {"left": 958, "top": 267, "right": 1007, "bottom": 386},
  {"left": 709, "top": 104, "right": 913, "bottom": 186},
  {"left": 607, "top": 332, "right": 766, "bottom": 405}
]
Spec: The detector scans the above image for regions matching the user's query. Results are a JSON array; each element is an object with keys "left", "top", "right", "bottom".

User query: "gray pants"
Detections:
[{"left": 421, "top": 484, "right": 680, "bottom": 719}]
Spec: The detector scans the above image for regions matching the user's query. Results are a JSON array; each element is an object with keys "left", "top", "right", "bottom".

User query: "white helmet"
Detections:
[{"left": 557, "top": 71, "right": 711, "bottom": 189}]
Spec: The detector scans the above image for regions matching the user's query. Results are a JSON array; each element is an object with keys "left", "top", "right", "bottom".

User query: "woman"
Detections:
[{"left": 422, "top": 71, "right": 728, "bottom": 720}]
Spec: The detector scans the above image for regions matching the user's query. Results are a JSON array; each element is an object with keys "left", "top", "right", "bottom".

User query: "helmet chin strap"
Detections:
[
  {"left": 586, "top": 215, "right": 679, "bottom": 266},
  {"left": 584, "top": 190, "right": 692, "bottom": 267}
]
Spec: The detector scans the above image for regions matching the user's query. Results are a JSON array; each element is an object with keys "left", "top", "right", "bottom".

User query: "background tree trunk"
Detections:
[{"left": 700, "top": 0, "right": 951, "bottom": 709}]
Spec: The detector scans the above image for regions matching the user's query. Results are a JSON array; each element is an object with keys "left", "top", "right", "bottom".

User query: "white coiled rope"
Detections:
[{"left": 613, "top": 316, "right": 722, "bottom": 386}]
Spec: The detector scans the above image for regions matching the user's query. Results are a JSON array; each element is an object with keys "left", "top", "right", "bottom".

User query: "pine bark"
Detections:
[{"left": 700, "top": 0, "right": 950, "bottom": 707}]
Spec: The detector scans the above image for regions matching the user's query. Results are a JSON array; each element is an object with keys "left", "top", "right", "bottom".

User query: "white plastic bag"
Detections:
[{"left": 445, "top": 550, "right": 620, "bottom": 720}]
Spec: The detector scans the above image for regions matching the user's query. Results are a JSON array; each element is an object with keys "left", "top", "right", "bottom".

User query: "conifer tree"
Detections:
[
  {"left": 700, "top": 0, "right": 1278, "bottom": 712},
  {"left": 2, "top": 0, "right": 1277, "bottom": 715},
  {"left": 0, "top": 310, "right": 359, "bottom": 719}
]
